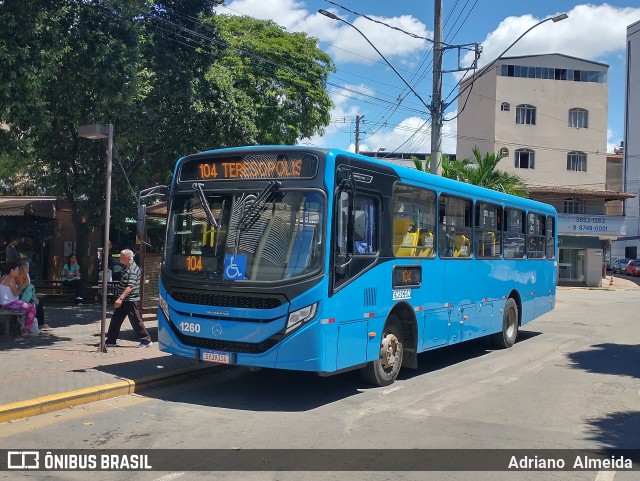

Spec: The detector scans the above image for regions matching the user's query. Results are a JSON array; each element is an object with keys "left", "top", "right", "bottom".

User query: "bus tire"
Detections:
[
  {"left": 491, "top": 298, "right": 518, "bottom": 348},
  {"left": 361, "top": 316, "right": 404, "bottom": 387}
]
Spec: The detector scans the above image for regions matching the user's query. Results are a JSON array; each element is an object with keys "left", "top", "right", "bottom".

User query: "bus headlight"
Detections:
[
  {"left": 285, "top": 303, "right": 318, "bottom": 334},
  {"left": 159, "top": 296, "right": 170, "bottom": 321}
]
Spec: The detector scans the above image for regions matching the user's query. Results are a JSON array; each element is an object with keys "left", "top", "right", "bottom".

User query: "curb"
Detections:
[{"left": 0, "top": 363, "right": 223, "bottom": 424}]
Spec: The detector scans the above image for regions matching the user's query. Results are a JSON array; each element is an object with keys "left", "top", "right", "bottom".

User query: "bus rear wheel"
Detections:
[
  {"left": 361, "top": 316, "right": 404, "bottom": 387},
  {"left": 491, "top": 298, "right": 518, "bottom": 348}
]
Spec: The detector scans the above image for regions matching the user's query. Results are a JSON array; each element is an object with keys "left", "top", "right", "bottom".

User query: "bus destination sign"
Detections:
[{"left": 180, "top": 154, "right": 318, "bottom": 181}]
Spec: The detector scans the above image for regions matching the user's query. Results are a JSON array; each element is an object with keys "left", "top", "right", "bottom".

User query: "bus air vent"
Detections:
[
  {"left": 364, "top": 287, "right": 377, "bottom": 306},
  {"left": 171, "top": 290, "right": 283, "bottom": 309}
]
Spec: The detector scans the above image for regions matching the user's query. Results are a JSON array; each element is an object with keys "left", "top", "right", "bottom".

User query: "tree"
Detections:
[
  {"left": 458, "top": 147, "right": 529, "bottom": 197},
  {"left": 0, "top": 0, "right": 148, "bottom": 273},
  {"left": 214, "top": 15, "right": 334, "bottom": 145},
  {"left": 0, "top": 0, "right": 334, "bottom": 274},
  {"left": 411, "top": 148, "right": 528, "bottom": 197}
]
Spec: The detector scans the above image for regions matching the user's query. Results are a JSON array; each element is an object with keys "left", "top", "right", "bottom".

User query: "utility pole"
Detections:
[
  {"left": 430, "top": 0, "right": 443, "bottom": 176},
  {"left": 355, "top": 115, "right": 364, "bottom": 154}
]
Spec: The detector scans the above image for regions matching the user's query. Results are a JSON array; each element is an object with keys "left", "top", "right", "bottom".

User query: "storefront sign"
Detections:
[{"left": 557, "top": 214, "right": 626, "bottom": 237}]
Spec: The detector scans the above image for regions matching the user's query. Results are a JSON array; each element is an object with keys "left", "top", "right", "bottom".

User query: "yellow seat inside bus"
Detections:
[
  {"left": 393, "top": 218, "right": 434, "bottom": 257},
  {"left": 453, "top": 234, "right": 471, "bottom": 258}
]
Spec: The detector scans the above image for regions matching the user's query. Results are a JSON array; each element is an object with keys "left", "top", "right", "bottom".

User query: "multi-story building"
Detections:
[
  {"left": 614, "top": 20, "right": 640, "bottom": 260},
  {"left": 457, "top": 53, "right": 632, "bottom": 286}
]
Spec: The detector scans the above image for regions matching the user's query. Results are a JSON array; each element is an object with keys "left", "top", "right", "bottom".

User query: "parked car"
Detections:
[
  {"left": 612, "top": 258, "right": 631, "bottom": 274},
  {"left": 624, "top": 260, "right": 640, "bottom": 277}
]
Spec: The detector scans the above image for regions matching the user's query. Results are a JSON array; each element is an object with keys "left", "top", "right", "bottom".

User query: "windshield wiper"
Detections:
[
  {"left": 238, "top": 180, "right": 281, "bottom": 230},
  {"left": 192, "top": 182, "right": 219, "bottom": 229}
]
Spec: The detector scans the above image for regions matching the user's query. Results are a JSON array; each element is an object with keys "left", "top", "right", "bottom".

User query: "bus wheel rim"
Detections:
[{"left": 381, "top": 333, "right": 400, "bottom": 370}]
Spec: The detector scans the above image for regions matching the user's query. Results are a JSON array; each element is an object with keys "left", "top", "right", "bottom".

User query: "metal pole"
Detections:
[
  {"left": 430, "top": 0, "right": 443, "bottom": 176},
  {"left": 355, "top": 115, "right": 363, "bottom": 154},
  {"left": 99, "top": 124, "right": 113, "bottom": 353}
]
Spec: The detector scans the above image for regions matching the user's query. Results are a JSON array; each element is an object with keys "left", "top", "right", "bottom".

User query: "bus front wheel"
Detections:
[
  {"left": 491, "top": 298, "right": 518, "bottom": 348},
  {"left": 361, "top": 316, "right": 404, "bottom": 386}
]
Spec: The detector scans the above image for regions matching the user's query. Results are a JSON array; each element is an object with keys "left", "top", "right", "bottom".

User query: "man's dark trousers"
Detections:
[{"left": 106, "top": 300, "right": 151, "bottom": 344}]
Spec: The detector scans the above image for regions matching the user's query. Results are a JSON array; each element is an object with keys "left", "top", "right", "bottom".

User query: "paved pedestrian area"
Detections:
[{"left": 0, "top": 300, "right": 219, "bottom": 423}]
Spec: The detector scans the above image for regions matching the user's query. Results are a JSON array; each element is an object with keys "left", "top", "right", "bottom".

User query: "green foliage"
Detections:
[
  {"left": 0, "top": 0, "right": 334, "bottom": 265},
  {"left": 457, "top": 147, "right": 529, "bottom": 197},
  {"left": 214, "top": 15, "right": 334, "bottom": 145},
  {"left": 410, "top": 149, "right": 528, "bottom": 197}
]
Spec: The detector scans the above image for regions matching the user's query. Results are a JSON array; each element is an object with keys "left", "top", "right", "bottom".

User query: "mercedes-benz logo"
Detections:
[{"left": 211, "top": 324, "right": 223, "bottom": 336}]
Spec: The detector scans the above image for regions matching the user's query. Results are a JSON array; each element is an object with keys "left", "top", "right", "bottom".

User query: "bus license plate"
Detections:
[{"left": 202, "top": 350, "right": 231, "bottom": 364}]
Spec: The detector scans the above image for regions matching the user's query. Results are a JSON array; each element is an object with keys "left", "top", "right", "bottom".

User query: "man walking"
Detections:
[{"left": 105, "top": 249, "right": 152, "bottom": 348}]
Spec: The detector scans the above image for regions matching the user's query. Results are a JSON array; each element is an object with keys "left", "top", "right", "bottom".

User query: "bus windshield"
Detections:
[{"left": 165, "top": 189, "right": 324, "bottom": 282}]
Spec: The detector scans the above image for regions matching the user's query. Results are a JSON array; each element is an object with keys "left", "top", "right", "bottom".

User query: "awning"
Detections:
[
  {"left": 528, "top": 186, "right": 636, "bottom": 201},
  {"left": 0, "top": 196, "right": 58, "bottom": 218}
]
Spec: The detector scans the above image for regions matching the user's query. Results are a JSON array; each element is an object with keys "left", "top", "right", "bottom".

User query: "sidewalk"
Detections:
[
  {"left": 0, "top": 301, "right": 221, "bottom": 423},
  {"left": 1, "top": 276, "right": 638, "bottom": 424},
  {"left": 558, "top": 274, "right": 640, "bottom": 291}
]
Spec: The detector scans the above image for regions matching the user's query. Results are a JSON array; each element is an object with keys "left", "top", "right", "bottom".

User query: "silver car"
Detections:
[{"left": 613, "top": 258, "right": 631, "bottom": 274}]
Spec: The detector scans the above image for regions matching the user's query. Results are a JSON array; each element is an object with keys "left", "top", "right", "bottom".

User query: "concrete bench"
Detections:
[{"left": 0, "top": 308, "right": 25, "bottom": 341}]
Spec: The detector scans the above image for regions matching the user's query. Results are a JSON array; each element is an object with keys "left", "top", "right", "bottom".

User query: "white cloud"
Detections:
[
  {"left": 608, "top": 128, "right": 623, "bottom": 154},
  {"left": 215, "top": 0, "right": 431, "bottom": 65},
  {"left": 214, "top": 0, "right": 309, "bottom": 28},
  {"left": 356, "top": 111, "right": 457, "bottom": 156},
  {"left": 298, "top": 83, "right": 372, "bottom": 148},
  {"left": 316, "top": 13, "right": 430, "bottom": 64},
  {"left": 463, "top": 4, "right": 640, "bottom": 69}
]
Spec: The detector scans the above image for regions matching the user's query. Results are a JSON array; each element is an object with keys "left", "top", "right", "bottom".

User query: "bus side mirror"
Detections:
[{"left": 136, "top": 204, "right": 147, "bottom": 241}]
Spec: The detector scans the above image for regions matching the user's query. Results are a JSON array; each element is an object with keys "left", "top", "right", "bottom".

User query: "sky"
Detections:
[{"left": 213, "top": 0, "right": 640, "bottom": 156}]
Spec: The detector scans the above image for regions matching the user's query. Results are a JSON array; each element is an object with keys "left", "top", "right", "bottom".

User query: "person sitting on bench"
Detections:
[
  {"left": 0, "top": 261, "right": 39, "bottom": 336},
  {"left": 62, "top": 254, "right": 84, "bottom": 306},
  {"left": 18, "top": 260, "right": 50, "bottom": 330}
]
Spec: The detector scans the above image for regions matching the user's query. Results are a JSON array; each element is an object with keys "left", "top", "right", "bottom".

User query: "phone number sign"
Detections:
[{"left": 558, "top": 215, "right": 626, "bottom": 237}]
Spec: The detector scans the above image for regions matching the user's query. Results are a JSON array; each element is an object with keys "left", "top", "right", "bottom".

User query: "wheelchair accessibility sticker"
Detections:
[{"left": 223, "top": 254, "right": 247, "bottom": 280}]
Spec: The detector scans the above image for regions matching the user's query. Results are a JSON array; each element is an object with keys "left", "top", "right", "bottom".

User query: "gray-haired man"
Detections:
[{"left": 105, "top": 249, "right": 152, "bottom": 348}]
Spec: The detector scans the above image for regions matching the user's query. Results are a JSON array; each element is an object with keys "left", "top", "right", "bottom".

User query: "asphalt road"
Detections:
[{"left": 1, "top": 288, "right": 639, "bottom": 481}]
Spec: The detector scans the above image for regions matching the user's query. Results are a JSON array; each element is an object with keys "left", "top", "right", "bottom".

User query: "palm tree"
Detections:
[
  {"left": 412, "top": 148, "right": 529, "bottom": 197},
  {"left": 460, "top": 146, "right": 529, "bottom": 197}
]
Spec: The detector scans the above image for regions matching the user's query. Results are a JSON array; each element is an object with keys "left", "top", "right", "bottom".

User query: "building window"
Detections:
[
  {"left": 515, "top": 149, "right": 535, "bottom": 169},
  {"left": 567, "top": 151, "right": 587, "bottom": 172},
  {"left": 563, "top": 198, "right": 585, "bottom": 214},
  {"left": 516, "top": 104, "right": 536, "bottom": 125},
  {"left": 498, "top": 147, "right": 509, "bottom": 157},
  {"left": 501, "top": 102, "right": 510, "bottom": 111},
  {"left": 568, "top": 108, "right": 588, "bottom": 128}
]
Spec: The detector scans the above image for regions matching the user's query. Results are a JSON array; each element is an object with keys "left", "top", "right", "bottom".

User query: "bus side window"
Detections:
[
  {"left": 439, "top": 194, "right": 472, "bottom": 258},
  {"left": 546, "top": 215, "right": 556, "bottom": 259},
  {"left": 392, "top": 184, "right": 436, "bottom": 258},
  {"left": 504, "top": 208, "right": 526, "bottom": 259},
  {"left": 475, "top": 202, "right": 502, "bottom": 259},
  {"left": 527, "top": 212, "right": 546, "bottom": 259}
]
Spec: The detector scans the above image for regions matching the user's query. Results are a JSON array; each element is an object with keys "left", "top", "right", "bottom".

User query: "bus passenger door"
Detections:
[{"left": 422, "top": 308, "right": 451, "bottom": 349}]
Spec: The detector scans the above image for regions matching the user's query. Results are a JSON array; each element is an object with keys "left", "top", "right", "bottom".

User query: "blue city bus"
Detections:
[{"left": 139, "top": 146, "right": 557, "bottom": 386}]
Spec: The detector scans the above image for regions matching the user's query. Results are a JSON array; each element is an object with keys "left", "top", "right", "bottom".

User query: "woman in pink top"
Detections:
[{"left": 0, "top": 261, "right": 38, "bottom": 336}]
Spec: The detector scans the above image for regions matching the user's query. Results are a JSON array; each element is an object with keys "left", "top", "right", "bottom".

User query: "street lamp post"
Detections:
[{"left": 78, "top": 123, "right": 113, "bottom": 353}]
